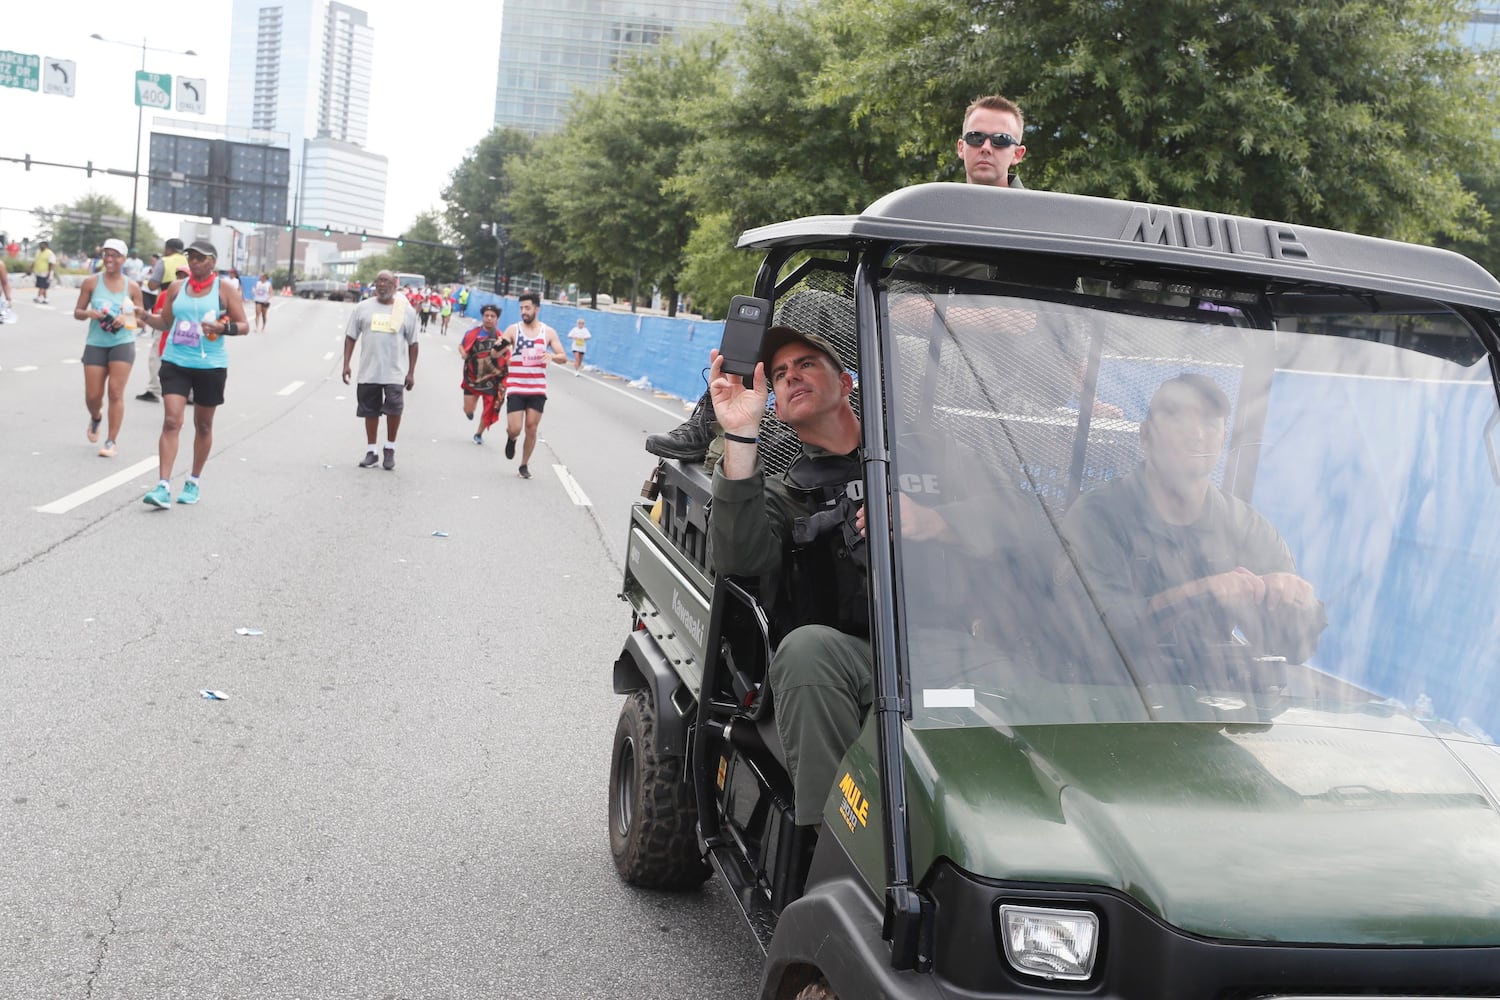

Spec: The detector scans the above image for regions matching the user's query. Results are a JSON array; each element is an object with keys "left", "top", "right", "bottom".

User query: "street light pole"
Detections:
[
  {"left": 483, "top": 220, "right": 508, "bottom": 296},
  {"left": 89, "top": 34, "right": 196, "bottom": 252}
]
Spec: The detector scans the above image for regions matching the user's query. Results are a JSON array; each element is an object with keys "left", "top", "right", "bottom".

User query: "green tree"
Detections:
[
  {"left": 676, "top": 4, "right": 925, "bottom": 236},
  {"left": 813, "top": 0, "right": 1500, "bottom": 243},
  {"left": 506, "top": 39, "right": 724, "bottom": 314},
  {"left": 442, "top": 128, "right": 536, "bottom": 287},
  {"left": 505, "top": 134, "right": 611, "bottom": 299},
  {"left": 677, "top": 212, "right": 760, "bottom": 318},
  {"left": 33, "top": 194, "right": 161, "bottom": 259},
  {"left": 662, "top": 5, "right": 928, "bottom": 309},
  {"left": 387, "top": 212, "right": 462, "bottom": 284},
  {"left": 354, "top": 252, "right": 392, "bottom": 284}
]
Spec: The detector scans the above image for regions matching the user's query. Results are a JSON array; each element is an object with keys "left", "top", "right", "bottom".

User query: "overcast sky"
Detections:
[{"left": 3, "top": 2, "right": 506, "bottom": 248}]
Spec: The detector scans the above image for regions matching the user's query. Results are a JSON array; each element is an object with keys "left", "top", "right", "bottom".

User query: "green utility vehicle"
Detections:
[{"left": 609, "top": 183, "right": 1500, "bottom": 998}]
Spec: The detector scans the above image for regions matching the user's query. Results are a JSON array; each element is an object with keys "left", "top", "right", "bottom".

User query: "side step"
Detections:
[{"left": 706, "top": 842, "right": 778, "bottom": 954}]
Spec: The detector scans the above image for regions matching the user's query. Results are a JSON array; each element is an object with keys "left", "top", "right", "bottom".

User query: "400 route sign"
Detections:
[
  {"left": 135, "top": 71, "right": 171, "bottom": 109},
  {"left": 0, "top": 50, "right": 41, "bottom": 91}
]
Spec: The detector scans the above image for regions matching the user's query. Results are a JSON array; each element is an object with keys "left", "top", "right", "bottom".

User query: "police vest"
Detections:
[{"left": 778, "top": 448, "right": 869, "bottom": 639}]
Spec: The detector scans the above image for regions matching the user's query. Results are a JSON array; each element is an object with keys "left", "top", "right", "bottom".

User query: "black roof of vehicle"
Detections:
[{"left": 738, "top": 183, "right": 1500, "bottom": 310}]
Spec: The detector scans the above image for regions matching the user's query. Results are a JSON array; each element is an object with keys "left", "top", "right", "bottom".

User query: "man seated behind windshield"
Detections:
[
  {"left": 1062, "top": 373, "right": 1326, "bottom": 665},
  {"left": 709, "top": 326, "right": 1042, "bottom": 826}
]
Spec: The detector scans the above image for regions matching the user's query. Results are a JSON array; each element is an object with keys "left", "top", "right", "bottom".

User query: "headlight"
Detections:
[{"left": 997, "top": 904, "right": 1099, "bottom": 982}]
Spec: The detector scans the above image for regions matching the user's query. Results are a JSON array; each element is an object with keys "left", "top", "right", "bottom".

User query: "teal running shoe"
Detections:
[
  {"left": 176, "top": 481, "right": 200, "bottom": 505},
  {"left": 142, "top": 484, "right": 171, "bottom": 508}
]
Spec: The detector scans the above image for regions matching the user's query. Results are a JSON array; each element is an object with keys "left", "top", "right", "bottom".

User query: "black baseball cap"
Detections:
[
  {"left": 186, "top": 239, "right": 218, "bottom": 258},
  {"left": 480, "top": 303, "right": 500, "bottom": 317}
]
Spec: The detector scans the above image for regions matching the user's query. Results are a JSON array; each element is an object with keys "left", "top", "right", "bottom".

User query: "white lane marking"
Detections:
[
  {"left": 14, "top": 365, "right": 38, "bottom": 372},
  {"left": 553, "top": 465, "right": 592, "bottom": 506},
  {"left": 322, "top": 352, "right": 334, "bottom": 360},
  {"left": 61, "top": 358, "right": 79, "bottom": 365},
  {"left": 36, "top": 457, "right": 158, "bottom": 514},
  {"left": 276, "top": 380, "right": 305, "bottom": 396}
]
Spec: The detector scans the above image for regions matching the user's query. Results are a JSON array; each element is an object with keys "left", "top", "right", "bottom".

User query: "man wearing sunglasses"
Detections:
[
  {"left": 958, "top": 94, "right": 1027, "bottom": 188},
  {"left": 645, "top": 94, "right": 1030, "bottom": 465}
]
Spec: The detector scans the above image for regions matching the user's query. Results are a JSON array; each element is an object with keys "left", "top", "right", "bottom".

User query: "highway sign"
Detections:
[
  {"left": 134, "top": 71, "right": 171, "bottom": 110},
  {"left": 176, "top": 76, "right": 205, "bottom": 115},
  {"left": 0, "top": 50, "right": 40, "bottom": 92},
  {"left": 43, "top": 58, "right": 75, "bottom": 97}
]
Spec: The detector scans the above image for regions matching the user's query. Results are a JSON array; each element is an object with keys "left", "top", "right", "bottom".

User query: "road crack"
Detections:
[{"left": 82, "top": 887, "right": 123, "bottom": 999}]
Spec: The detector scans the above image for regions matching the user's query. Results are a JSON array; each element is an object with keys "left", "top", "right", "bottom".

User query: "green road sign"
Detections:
[
  {"left": 134, "top": 71, "right": 171, "bottom": 110},
  {"left": 0, "top": 50, "right": 41, "bottom": 92}
]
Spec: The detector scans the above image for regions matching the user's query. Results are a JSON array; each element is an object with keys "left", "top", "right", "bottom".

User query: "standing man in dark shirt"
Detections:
[{"left": 646, "top": 94, "right": 1029, "bottom": 462}]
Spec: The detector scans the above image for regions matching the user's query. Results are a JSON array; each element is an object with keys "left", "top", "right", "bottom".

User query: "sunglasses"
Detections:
[{"left": 961, "top": 130, "right": 1020, "bottom": 150}]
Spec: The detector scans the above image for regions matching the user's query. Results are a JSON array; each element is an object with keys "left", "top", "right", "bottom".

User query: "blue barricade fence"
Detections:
[{"left": 455, "top": 293, "right": 724, "bottom": 403}]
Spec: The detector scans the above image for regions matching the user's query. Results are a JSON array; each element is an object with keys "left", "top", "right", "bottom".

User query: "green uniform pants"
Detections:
[{"left": 769, "top": 624, "right": 873, "bottom": 825}]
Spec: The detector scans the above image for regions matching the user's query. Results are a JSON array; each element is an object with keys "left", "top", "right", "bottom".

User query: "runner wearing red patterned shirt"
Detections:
[
  {"left": 459, "top": 302, "right": 511, "bottom": 443},
  {"left": 501, "top": 291, "right": 567, "bottom": 480}
]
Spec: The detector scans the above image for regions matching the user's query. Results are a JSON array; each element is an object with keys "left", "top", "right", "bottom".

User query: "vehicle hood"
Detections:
[{"left": 904, "top": 715, "right": 1500, "bottom": 944}]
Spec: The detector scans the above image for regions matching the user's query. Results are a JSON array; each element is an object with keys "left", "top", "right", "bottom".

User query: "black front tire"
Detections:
[{"left": 608, "top": 689, "right": 711, "bottom": 889}]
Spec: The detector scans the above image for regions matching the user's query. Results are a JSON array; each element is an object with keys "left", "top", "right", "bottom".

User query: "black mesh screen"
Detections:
[{"left": 764, "top": 268, "right": 859, "bottom": 476}]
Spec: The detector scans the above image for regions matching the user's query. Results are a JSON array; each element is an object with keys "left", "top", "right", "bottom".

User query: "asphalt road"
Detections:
[{"left": 0, "top": 288, "right": 763, "bottom": 999}]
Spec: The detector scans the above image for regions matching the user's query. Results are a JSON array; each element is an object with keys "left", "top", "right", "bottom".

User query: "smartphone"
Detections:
[{"left": 718, "top": 295, "right": 772, "bottom": 377}]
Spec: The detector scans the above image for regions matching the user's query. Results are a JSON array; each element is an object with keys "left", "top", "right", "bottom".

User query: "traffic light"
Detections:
[
  {"left": 322, "top": 225, "right": 332, "bottom": 237},
  {"left": 284, "top": 220, "right": 293, "bottom": 232},
  {"left": 395, "top": 234, "right": 405, "bottom": 247},
  {"left": 360, "top": 231, "right": 368, "bottom": 242}
]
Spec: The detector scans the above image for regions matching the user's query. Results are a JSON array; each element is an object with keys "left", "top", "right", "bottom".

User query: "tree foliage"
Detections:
[
  {"left": 812, "top": 0, "right": 1500, "bottom": 243},
  {"left": 442, "top": 128, "right": 537, "bottom": 286},
  {"left": 386, "top": 212, "right": 462, "bottom": 284},
  {"left": 676, "top": 212, "right": 760, "bottom": 317},
  {"left": 455, "top": 0, "right": 1500, "bottom": 314},
  {"left": 354, "top": 252, "right": 392, "bottom": 283},
  {"left": 34, "top": 194, "right": 161, "bottom": 258},
  {"left": 674, "top": 2, "right": 926, "bottom": 235}
]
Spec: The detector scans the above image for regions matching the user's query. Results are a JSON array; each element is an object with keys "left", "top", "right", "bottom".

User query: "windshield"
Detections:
[{"left": 883, "top": 251, "right": 1500, "bottom": 744}]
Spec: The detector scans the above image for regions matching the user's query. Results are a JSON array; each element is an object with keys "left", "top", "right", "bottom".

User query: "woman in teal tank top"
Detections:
[
  {"left": 136, "top": 239, "right": 250, "bottom": 508},
  {"left": 72, "top": 239, "right": 143, "bottom": 458}
]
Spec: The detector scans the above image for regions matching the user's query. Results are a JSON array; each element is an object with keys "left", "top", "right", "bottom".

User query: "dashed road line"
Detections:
[
  {"left": 36, "top": 457, "right": 158, "bottom": 515},
  {"left": 276, "top": 381, "right": 305, "bottom": 396},
  {"left": 553, "top": 465, "right": 592, "bottom": 506}
]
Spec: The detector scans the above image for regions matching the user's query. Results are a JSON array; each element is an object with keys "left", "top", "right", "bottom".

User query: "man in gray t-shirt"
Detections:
[{"left": 342, "top": 270, "right": 420, "bottom": 470}]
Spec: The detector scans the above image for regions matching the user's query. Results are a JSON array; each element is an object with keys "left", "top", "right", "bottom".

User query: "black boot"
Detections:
[{"left": 646, "top": 390, "right": 715, "bottom": 461}]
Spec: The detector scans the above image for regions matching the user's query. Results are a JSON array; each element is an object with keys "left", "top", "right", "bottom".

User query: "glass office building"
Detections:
[
  {"left": 227, "top": 0, "right": 388, "bottom": 232},
  {"left": 493, "top": 0, "right": 747, "bottom": 135},
  {"left": 1462, "top": 5, "right": 1500, "bottom": 48}
]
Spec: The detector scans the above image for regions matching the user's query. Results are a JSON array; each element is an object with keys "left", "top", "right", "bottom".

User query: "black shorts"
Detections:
[
  {"left": 357, "top": 383, "right": 405, "bottom": 417},
  {"left": 34, "top": 275, "right": 50, "bottom": 290},
  {"left": 160, "top": 361, "right": 228, "bottom": 407},
  {"left": 506, "top": 393, "right": 546, "bottom": 414}
]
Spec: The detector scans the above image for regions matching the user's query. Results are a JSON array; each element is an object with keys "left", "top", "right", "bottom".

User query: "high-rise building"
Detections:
[
  {"left": 227, "top": 0, "right": 387, "bottom": 232},
  {"left": 493, "top": 0, "right": 747, "bottom": 135},
  {"left": 1463, "top": 5, "right": 1500, "bottom": 48}
]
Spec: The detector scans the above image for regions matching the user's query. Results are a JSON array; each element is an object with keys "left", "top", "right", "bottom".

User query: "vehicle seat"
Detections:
[{"left": 728, "top": 687, "right": 788, "bottom": 769}]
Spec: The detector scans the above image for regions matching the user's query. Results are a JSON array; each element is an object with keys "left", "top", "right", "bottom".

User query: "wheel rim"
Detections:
[{"left": 614, "top": 735, "right": 637, "bottom": 837}]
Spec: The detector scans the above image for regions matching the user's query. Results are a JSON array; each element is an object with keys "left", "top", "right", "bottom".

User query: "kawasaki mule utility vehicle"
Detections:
[{"left": 610, "top": 182, "right": 1500, "bottom": 998}]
